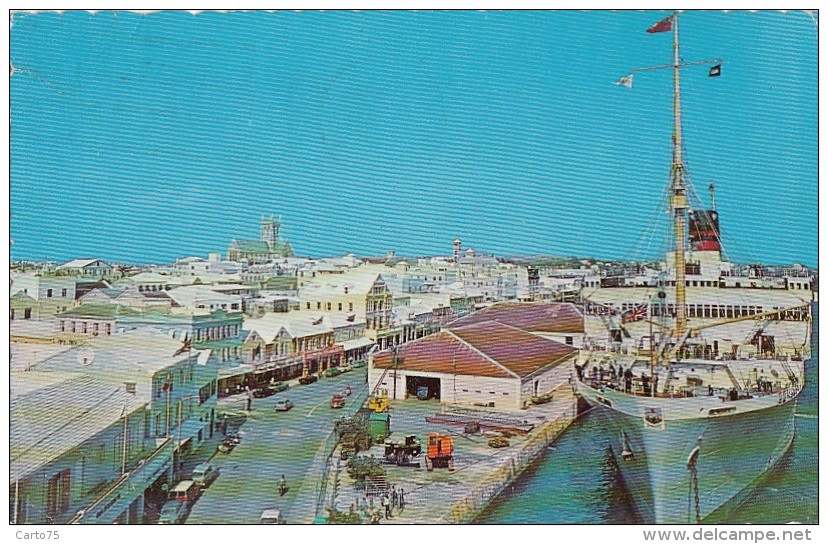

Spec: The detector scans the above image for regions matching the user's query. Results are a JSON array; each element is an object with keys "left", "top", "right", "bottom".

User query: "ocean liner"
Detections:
[{"left": 572, "top": 13, "right": 813, "bottom": 524}]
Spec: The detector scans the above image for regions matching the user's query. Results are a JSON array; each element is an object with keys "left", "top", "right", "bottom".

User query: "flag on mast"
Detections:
[
  {"left": 646, "top": 16, "right": 673, "bottom": 33},
  {"left": 613, "top": 74, "right": 634, "bottom": 89}
]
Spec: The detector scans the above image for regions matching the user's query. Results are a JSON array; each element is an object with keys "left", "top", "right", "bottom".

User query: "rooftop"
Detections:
[
  {"left": 30, "top": 330, "right": 208, "bottom": 378},
  {"left": 11, "top": 373, "right": 146, "bottom": 481},
  {"left": 446, "top": 301, "right": 585, "bottom": 334}
]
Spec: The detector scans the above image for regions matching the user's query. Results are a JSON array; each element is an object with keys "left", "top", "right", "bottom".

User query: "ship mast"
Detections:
[{"left": 670, "top": 12, "right": 689, "bottom": 346}]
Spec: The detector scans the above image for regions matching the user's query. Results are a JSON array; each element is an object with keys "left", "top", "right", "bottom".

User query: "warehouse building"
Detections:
[{"left": 369, "top": 302, "right": 583, "bottom": 410}]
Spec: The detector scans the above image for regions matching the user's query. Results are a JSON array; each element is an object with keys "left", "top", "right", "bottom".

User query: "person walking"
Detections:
[
  {"left": 383, "top": 493, "right": 392, "bottom": 519},
  {"left": 399, "top": 488, "right": 405, "bottom": 511}
]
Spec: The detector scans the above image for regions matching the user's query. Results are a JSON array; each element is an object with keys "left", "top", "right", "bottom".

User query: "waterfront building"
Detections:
[
  {"left": 369, "top": 301, "right": 582, "bottom": 410},
  {"left": 55, "top": 258, "right": 113, "bottom": 277},
  {"left": 227, "top": 215, "right": 294, "bottom": 264}
]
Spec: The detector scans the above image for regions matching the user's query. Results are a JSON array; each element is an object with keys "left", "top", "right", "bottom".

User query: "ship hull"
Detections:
[{"left": 584, "top": 395, "right": 797, "bottom": 524}]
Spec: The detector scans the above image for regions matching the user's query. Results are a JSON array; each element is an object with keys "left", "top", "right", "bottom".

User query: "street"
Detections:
[{"left": 184, "top": 368, "right": 367, "bottom": 524}]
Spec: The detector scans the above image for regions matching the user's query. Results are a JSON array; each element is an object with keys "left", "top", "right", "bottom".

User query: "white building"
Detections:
[
  {"left": 56, "top": 259, "right": 113, "bottom": 277},
  {"left": 11, "top": 372, "right": 151, "bottom": 524}
]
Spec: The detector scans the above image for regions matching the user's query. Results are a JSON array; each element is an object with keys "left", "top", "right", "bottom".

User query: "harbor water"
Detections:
[{"left": 477, "top": 305, "right": 818, "bottom": 524}]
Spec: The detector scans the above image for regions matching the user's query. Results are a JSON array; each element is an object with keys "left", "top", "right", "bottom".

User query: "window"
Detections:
[
  {"left": 317, "top": 302, "right": 321, "bottom": 310},
  {"left": 61, "top": 288, "right": 67, "bottom": 297},
  {"left": 231, "top": 303, "right": 239, "bottom": 310},
  {"left": 93, "top": 323, "right": 99, "bottom": 336},
  {"left": 338, "top": 303, "right": 343, "bottom": 311},
  {"left": 81, "top": 322, "right": 88, "bottom": 334},
  {"left": 125, "top": 382, "right": 136, "bottom": 394},
  {"left": 46, "top": 289, "right": 53, "bottom": 298},
  {"left": 46, "top": 469, "right": 71, "bottom": 520},
  {"left": 24, "top": 308, "right": 32, "bottom": 320},
  {"left": 565, "top": 336, "right": 574, "bottom": 346},
  {"left": 105, "top": 323, "right": 111, "bottom": 335},
  {"left": 10, "top": 309, "right": 14, "bottom": 320},
  {"left": 306, "top": 302, "right": 311, "bottom": 309},
  {"left": 327, "top": 302, "right": 332, "bottom": 311}
]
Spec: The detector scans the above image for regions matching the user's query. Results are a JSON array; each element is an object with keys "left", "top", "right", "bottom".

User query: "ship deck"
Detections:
[{"left": 576, "top": 356, "right": 801, "bottom": 400}]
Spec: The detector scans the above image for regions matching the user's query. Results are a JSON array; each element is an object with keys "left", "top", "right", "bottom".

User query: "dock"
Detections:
[{"left": 319, "top": 383, "right": 579, "bottom": 524}]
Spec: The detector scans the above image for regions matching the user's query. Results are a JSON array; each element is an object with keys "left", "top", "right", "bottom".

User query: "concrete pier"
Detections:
[{"left": 323, "top": 383, "right": 579, "bottom": 524}]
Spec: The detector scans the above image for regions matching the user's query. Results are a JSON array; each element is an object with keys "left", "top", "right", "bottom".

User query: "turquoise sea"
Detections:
[{"left": 478, "top": 305, "right": 818, "bottom": 524}]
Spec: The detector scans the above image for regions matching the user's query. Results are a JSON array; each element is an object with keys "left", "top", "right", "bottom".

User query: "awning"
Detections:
[
  {"left": 340, "top": 337, "right": 375, "bottom": 351},
  {"left": 218, "top": 363, "right": 254, "bottom": 378}
]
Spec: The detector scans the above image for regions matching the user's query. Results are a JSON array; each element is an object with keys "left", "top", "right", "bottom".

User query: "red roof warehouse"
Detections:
[{"left": 370, "top": 302, "right": 584, "bottom": 410}]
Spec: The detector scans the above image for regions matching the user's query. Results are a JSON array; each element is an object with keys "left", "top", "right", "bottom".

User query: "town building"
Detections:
[
  {"left": 10, "top": 273, "right": 77, "bottom": 321},
  {"left": 79, "top": 286, "right": 174, "bottom": 310},
  {"left": 55, "top": 259, "right": 113, "bottom": 277},
  {"left": 53, "top": 305, "right": 244, "bottom": 368},
  {"left": 239, "top": 313, "right": 372, "bottom": 389},
  {"left": 175, "top": 253, "right": 241, "bottom": 276},
  {"left": 297, "top": 269, "right": 393, "bottom": 332},
  {"left": 16, "top": 331, "right": 219, "bottom": 524},
  {"left": 11, "top": 372, "right": 150, "bottom": 524}
]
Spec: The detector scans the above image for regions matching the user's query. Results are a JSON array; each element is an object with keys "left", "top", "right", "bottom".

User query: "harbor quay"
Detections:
[{"left": 318, "top": 384, "right": 579, "bottom": 524}]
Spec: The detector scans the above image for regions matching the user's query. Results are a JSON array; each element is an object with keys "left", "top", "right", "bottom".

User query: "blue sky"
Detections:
[{"left": 10, "top": 10, "right": 817, "bottom": 266}]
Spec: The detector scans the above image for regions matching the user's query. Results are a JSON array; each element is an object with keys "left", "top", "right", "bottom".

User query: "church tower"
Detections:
[{"left": 260, "top": 215, "right": 280, "bottom": 249}]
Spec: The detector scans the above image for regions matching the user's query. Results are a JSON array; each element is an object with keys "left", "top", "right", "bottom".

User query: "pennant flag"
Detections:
[
  {"left": 173, "top": 337, "right": 192, "bottom": 356},
  {"left": 613, "top": 74, "right": 634, "bottom": 89},
  {"left": 709, "top": 180, "right": 715, "bottom": 191},
  {"left": 709, "top": 64, "right": 722, "bottom": 77},
  {"left": 646, "top": 16, "right": 673, "bottom": 33}
]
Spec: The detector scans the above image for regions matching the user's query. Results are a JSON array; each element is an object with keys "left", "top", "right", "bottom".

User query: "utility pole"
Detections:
[{"left": 121, "top": 404, "right": 129, "bottom": 476}]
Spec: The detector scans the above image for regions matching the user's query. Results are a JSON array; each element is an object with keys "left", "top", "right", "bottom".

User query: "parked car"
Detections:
[
  {"left": 274, "top": 398, "right": 294, "bottom": 411},
  {"left": 324, "top": 367, "right": 342, "bottom": 378},
  {"left": 259, "top": 508, "right": 285, "bottom": 524},
  {"left": 271, "top": 381, "right": 289, "bottom": 393},
  {"left": 339, "top": 365, "right": 353, "bottom": 373},
  {"left": 298, "top": 375, "right": 318, "bottom": 385},
  {"left": 351, "top": 360, "right": 367, "bottom": 369},
  {"left": 191, "top": 463, "right": 218, "bottom": 488},
  {"left": 157, "top": 500, "right": 190, "bottom": 524},
  {"left": 253, "top": 385, "right": 276, "bottom": 398},
  {"left": 167, "top": 480, "right": 200, "bottom": 504},
  {"left": 217, "top": 438, "right": 236, "bottom": 454},
  {"left": 330, "top": 394, "right": 345, "bottom": 409}
]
